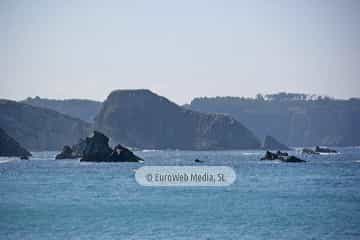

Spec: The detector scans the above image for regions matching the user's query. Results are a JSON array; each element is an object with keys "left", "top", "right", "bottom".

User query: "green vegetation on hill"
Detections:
[{"left": 188, "top": 93, "right": 360, "bottom": 147}]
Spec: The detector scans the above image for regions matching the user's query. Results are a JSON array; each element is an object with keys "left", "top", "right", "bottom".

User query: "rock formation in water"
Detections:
[
  {"left": 55, "top": 145, "right": 78, "bottom": 159},
  {"left": 94, "top": 89, "right": 261, "bottom": 150},
  {"left": 187, "top": 93, "right": 360, "bottom": 147},
  {"left": 80, "top": 131, "right": 142, "bottom": 162},
  {"left": 262, "top": 135, "right": 291, "bottom": 150},
  {"left": 0, "top": 99, "right": 91, "bottom": 151},
  {"left": 315, "top": 146, "right": 337, "bottom": 153},
  {"left": 302, "top": 148, "right": 319, "bottom": 155},
  {"left": 0, "top": 128, "right": 31, "bottom": 157},
  {"left": 22, "top": 97, "right": 102, "bottom": 123},
  {"left": 261, "top": 150, "right": 305, "bottom": 163}
]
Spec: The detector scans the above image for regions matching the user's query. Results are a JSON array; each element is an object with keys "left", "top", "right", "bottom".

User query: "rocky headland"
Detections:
[
  {"left": 0, "top": 128, "right": 31, "bottom": 157},
  {"left": 94, "top": 89, "right": 261, "bottom": 150},
  {"left": 0, "top": 99, "right": 91, "bottom": 151}
]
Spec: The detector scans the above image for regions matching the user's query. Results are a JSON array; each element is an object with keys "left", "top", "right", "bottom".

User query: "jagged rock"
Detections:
[
  {"left": 80, "top": 131, "right": 142, "bottom": 162},
  {"left": 261, "top": 150, "right": 305, "bottom": 163},
  {"left": 315, "top": 146, "right": 337, "bottom": 153},
  {"left": 276, "top": 150, "right": 288, "bottom": 157},
  {"left": 80, "top": 131, "right": 112, "bottom": 162},
  {"left": 108, "top": 144, "right": 142, "bottom": 162},
  {"left": 55, "top": 145, "right": 77, "bottom": 159},
  {"left": 94, "top": 89, "right": 261, "bottom": 150},
  {"left": 0, "top": 128, "right": 31, "bottom": 157},
  {"left": 261, "top": 150, "right": 278, "bottom": 160},
  {"left": 262, "top": 136, "right": 291, "bottom": 150},
  {"left": 71, "top": 138, "right": 87, "bottom": 157}
]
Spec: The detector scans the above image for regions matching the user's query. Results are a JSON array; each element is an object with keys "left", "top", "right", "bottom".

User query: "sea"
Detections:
[{"left": 1, "top": 147, "right": 360, "bottom": 240}]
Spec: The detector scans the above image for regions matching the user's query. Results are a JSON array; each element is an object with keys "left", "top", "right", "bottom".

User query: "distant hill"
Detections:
[
  {"left": 22, "top": 97, "right": 102, "bottom": 123},
  {"left": 94, "top": 89, "right": 260, "bottom": 150},
  {"left": 187, "top": 93, "right": 360, "bottom": 147},
  {"left": 0, "top": 99, "right": 91, "bottom": 151}
]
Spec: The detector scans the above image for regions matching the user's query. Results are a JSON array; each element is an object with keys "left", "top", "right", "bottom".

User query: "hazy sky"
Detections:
[{"left": 1, "top": 0, "right": 360, "bottom": 104}]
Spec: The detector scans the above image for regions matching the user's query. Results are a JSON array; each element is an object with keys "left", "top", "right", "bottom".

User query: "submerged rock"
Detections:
[
  {"left": 0, "top": 128, "right": 31, "bottom": 157},
  {"left": 80, "top": 131, "right": 142, "bottom": 162},
  {"left": 261, "top": 150, "right": 305, "bottom": 163},
  {"left": 262, "top": 135, "right": 291, "bottom": 150}
]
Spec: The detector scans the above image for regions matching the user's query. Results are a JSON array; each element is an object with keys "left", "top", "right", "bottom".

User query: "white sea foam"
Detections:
[
  {"left": 141, "top": 149, "right": 160, "bottom": 153},
  {"left": 242, "top": 152, "right": 261, "bottom": 156},
  {"left": 0, "top": 158, "right": 17, "bottom": 164}
]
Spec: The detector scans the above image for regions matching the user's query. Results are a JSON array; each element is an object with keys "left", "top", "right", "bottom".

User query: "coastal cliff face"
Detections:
[
  {"left": 22, "top": 97, "right": 102, "bottom": 123},
  {"left": 0, "top": 100, "right": 91, "bottom": 151},
  {"left": 95, "top": 90, "right": 260, "bottom": 150},
  {"left": 187, "top": 94, "right": 360, "bottom": 147},
  {"left": 0, "top": 128, "right": 31, "bottom": 157}
]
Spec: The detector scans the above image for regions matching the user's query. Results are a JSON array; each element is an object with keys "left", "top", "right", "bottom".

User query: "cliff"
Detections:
[
  {"left": 187, "top": 93, "right": 360, "bottom": 147},
  {"left": 94, "top": 90, "right": 260, "bottom": 150},
  {"left": 0, "top": 128, "right": 31, "bottom": 157},
  {"left": 0, "top": 100, "right": 91, "bottom": 151}
]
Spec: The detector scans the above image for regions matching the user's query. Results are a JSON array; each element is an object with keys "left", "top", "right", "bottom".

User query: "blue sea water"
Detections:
[{"left": 1, "top": 148, "right": 360, "bottom": 240}]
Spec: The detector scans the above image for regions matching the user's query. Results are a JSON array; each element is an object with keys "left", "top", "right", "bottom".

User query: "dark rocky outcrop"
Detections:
[
  {"left": 0, "top": 128, "right": 31, "bottom": 157},
  {"left": 94, "top": 90, "right": 260, "bottom": 150},
  {"left": 282, "top": 155, "right": 306, "bottom": 163},
  {"left": 302, "top": 148, "right": 319, "bottom": 155},
  {"left": 22, "top": 97, "right": 102, "bottom": 123},
  {"left": 187, "top": 93, "right": 360, "bottom": 147},
  {"left": 261, "top": 150, "right": 305, "bottom": 163},
  {"left": 262, "top": 135, "right": 291, "bottom": 150},
  {"left": 0, "top": 99, "right": 91, "bottom": 151},
  {"left": 108, "top": 144, "right": 142, "bottom": 162},
  {"left": 315, "top": 146, "right": 337, "bottom": 153},
  {"left": 71, "top": 138, "right": 87, "bottom": 157},
  {"left": 55, "top": 145, "right": 78, "bottom": 159},
  {"left": 302, "top": 146, "right": 337, "bottom": 154},
  {"left": 80, "top": 131, "right": 142, "bottom": 162}
]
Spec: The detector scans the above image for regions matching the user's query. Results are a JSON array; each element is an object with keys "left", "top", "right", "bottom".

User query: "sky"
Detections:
[{"left": 1, "top": 0, "right": 360, "bottom": 104}]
